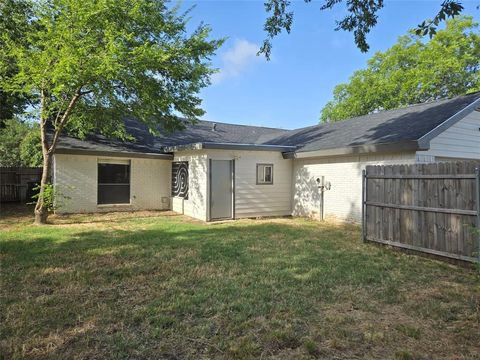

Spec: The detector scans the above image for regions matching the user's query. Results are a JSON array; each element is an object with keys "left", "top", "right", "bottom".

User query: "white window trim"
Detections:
[
  {"left": 98, "top": 158, "right": 130, "bottom": 165},
  {"left": 256, "top": 163, "right": 274, "bottom": 185}
]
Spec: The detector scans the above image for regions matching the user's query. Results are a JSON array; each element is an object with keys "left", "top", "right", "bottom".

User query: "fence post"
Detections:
[
  {"left": 362, "top": 169, "right": 367, "bottom": 242},
  {"left": 475, "top": 167, "right": 480, "bottom": 263}
]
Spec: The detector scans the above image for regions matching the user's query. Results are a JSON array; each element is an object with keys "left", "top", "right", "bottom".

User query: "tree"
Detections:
[
  {"left": 1, "top": 0, "right": 222, "bottom": 224},
  {"left": 0, "top": 118, "right": 41, "bottom": 167},
  {"left": 20, "top": 127, "right": 42, "bottom": 167},
  {"left": 0, "top": 0, "right": 33, "bottom": 127},
  {"left": 260, "top": 0, "right": 465, "bottom": 59},
  {"left": 320, "top": 16, "right": 480, "bottom": 122},
  {"left": 0, "top": 118, "right": 28, "bottom": 166}
]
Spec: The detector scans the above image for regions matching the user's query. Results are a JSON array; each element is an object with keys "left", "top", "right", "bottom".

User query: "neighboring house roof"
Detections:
[{"left": 54, "top": 92, "right": 480, "bottom": 157}]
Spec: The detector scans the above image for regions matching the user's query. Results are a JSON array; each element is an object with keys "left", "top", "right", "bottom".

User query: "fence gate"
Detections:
[{"left": 362, "top": 161, "right": 480, "bottom": 263}]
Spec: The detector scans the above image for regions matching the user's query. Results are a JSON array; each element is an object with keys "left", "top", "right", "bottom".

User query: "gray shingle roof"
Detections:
[
  {"left": 55, "top": 92, "right": 480, "bottom": 155},
  {"left": 55, "top": 118, "right": 290, "bottom": 154},
  {"left": 144, "top": 119, "right": 290, "bottom": 146},
  {"left": 269, "top": 92, "right": 480, "bottom": 153}
]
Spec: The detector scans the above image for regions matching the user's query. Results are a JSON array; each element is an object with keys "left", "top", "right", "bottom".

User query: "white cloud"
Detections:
[{"left": 212, "top": 39, "right": 262, "bottom": 84}]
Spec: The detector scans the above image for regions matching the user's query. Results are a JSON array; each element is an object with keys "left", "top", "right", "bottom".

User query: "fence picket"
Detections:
[{"left": 364, "top": 161, "right": 480, "bottom": 263}]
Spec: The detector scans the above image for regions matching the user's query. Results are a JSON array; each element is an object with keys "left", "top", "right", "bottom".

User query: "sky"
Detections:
[{"left": 181, "top": 0, "right": 479, "bottom": 129}]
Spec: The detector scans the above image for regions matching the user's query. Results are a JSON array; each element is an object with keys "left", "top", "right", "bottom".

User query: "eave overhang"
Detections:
[
  {"left": 282, "top": 140, "right": 424, "bottom": 159},
  {"left": 54, "top": 148, "right": 174, "bottom": 160}
]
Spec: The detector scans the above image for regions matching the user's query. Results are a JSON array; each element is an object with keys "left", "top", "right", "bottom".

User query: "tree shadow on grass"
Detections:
[
  {"left": 1, "top": 220, "right": 477, "bottom": 359},
  {"left": 1, "top": 220, "right": 459, "bottom": 294}
]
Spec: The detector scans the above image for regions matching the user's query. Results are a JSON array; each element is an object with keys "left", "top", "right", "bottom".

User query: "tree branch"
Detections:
[
  {"left": 52, "top": 97, "right": 67, "bottom": 128},
  {"left": 47, "top": 89, "right": 82, "bottom": 155}
]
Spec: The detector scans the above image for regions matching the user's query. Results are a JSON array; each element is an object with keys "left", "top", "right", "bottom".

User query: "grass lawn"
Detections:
[{"left": 1, "top": 209, "right": 479, "bottom": 359}]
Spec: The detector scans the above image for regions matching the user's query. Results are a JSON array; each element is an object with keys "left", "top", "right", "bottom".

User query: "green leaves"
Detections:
[
  {"left": 260, "top": 0, "right": 294, "bottom": 60},
  {"left": 260, "top": 0, "right": 466, "bottom": 59},
  {"left": 1, "top": 0, "right": 223, "bottom": 139},
  {"left": 332, "top": 0, "right": 384, "bottom": 53},
  {"left": 320, "top": 16, "right": 480, "bottom": 122},
  {"left": 0, "top": 0, "right": 34, "bottom": 125},
  {"left": 31, "top": 183, "right": 57, "bottom": 211},
  {"left": 0, "top": 118, "right": 41, "bottom": 167},
  {"left": 1, "top": 0, "right": 223, "bottom": 222},
  {"left": 415, "top": 0, "right": 464, "bottom": 37},
  {"left": 19, "top": 128, "right": 42, "bottom": 167}
]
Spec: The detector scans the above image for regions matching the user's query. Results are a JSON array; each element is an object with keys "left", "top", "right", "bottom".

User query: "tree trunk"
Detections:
[
  {"left": 34, "top": 151, "right": 52, "bottom": 225},
  {"left": 33, "top": 88, "right": 81, "bottom": 224}
]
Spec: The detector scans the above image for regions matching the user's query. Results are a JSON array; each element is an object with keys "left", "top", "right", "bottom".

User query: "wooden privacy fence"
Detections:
[
  {"left": 0, "top": 167, "right": 42, "bottom": 203},
  {"left": 1, "top": 184, "right": 20, "bottom": 202},
  {"left": 362, "top": 161, "right": 480, "bottom": 263}
]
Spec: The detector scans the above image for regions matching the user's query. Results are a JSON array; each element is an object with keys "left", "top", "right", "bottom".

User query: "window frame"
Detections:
[
  {"left": 256, "top": 163, "right": 274, "bottom": 185},
  {"left": 97, "top": 160, "right": 131, "bottom": 205}
]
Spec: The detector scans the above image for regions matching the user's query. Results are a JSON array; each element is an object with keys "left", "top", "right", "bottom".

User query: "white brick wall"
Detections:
[
  {"left": 172, "top": 151, "right": 208, "bottom": 221},
  {"left": 54, "top": 154, "right": 171, "bottom": 214},
  {"left": 292, "top": 152, "right": 417, "bottom": 222},
  {"left": 54, "top": 149, "right": 421, "bottom": 223}
]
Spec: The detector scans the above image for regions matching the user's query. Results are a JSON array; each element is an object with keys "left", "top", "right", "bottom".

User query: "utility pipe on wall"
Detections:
[{"left": 316, "top": 176, "right": 331, "bottom": 221}]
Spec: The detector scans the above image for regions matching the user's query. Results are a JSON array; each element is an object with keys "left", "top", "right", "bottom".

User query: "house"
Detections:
[{"left": 52, "top": 92, "right": 480, "bottom": 222}]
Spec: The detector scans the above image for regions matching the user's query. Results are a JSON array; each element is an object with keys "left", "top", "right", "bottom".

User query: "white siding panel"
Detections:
[
  {"left": 205, "top": 149, "right": 293, "bottom": 219},
  {"left": 292, "top": 152, "right": 416, "bottom": 222},
  {"left": 54, "top": 154, "right": 171, "bottom": 214},
  {"left": 417, "top": 110, "right": 480, "bottom": 160}
]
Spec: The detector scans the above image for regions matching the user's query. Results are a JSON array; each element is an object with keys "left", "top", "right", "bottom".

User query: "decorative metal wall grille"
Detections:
[{"left": 172, "top": 161, "right": 189, "bottom": 199}]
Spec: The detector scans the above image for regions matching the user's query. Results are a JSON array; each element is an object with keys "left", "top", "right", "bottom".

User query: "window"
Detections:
[
  {"left": 172, "top": 161, "right": 189, "bottom": 199},
  {"left": 256, "top": 164, "right": 273, "bottom": 185},
  {"left": 97, "top": 160, "right": 130, "bottom": 204}
]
